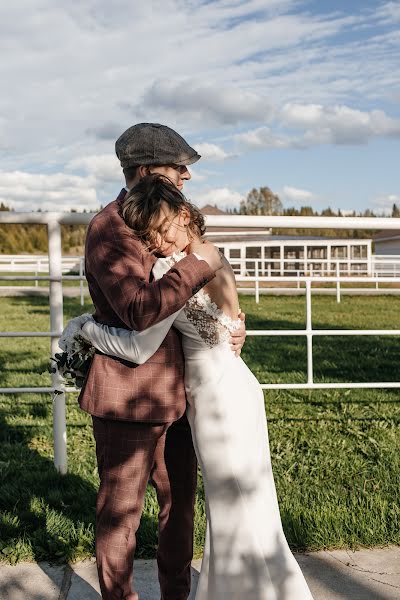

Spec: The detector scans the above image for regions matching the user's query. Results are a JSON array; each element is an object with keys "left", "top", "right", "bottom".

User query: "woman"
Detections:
[{"left": 81, "top": 175, "right": 313, "bottom": 599}]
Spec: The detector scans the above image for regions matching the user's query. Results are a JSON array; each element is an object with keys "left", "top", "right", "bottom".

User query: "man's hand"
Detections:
[
  {"left": 189, "top": 241, "right": 224, "bottom": 273},
  {"left": 230, "top": 311, "right": 246, "bottom": 357}
]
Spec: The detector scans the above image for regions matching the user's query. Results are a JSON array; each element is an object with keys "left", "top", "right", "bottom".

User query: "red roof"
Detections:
[{"left": 200, "top": 204, "right": 227, "bottom": 215}]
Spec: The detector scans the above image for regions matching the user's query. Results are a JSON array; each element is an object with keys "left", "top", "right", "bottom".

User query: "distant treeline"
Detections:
[
  {"left": 226, "top": 187, "right": 400, "bottom": 239},
  {"left": 1, "top": 190, "right": 399, "bottom": 253}
]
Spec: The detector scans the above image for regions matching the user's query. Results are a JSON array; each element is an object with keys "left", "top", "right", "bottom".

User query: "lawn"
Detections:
[{"left": 0, "top": 294, "right": 399, "bottom": 564}]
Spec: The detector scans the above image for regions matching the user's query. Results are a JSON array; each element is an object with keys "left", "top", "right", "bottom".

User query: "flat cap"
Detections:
[{"left": 115, "top": 123, "right": 201, "bottom": 169}]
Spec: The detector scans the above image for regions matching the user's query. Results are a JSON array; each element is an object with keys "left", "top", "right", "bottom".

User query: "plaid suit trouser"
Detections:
[{"left": 92, "top": 414, "right": 197, "bottom": 600}]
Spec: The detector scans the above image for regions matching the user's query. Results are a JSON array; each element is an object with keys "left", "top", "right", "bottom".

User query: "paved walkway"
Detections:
[{"left": 0, "top": 547, "right": 399, "bottom": 599}]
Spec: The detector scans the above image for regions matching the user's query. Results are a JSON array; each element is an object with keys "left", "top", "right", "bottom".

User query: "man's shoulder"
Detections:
[
  {"left": 90, "top": 199, "right": 121, "bottom": 227},
  {"left": 85, "top": 192, "right": 148, "bottom": 258},
  {"left": 87, "top": 191, "right": 128, "bottom": 240}
]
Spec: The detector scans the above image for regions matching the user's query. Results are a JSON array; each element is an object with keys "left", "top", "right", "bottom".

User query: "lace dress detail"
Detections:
[
  {"left": 163, "top": 252, "right": 241, "bottom": 348},
  {"left": 185, "top": 290, "right": 241, "bottom": 348}
]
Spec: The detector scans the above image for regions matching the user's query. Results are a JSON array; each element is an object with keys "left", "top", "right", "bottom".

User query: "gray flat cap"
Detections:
[{"left": 115, "top": 123, "right": 201, "bottom": 169}]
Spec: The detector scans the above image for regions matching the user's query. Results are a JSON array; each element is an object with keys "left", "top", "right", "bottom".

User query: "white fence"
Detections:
[
  {"left": 2, "top": 253, "right": 400, "bottom": 278},
  {"left": 1, "top": 253, "right": 400, "bottom": 307},
  {"left": 230, "top": 255, "right": 400, "bottom": 278},
  {"left": 1, "top": 212, "right": 400, "bottom": 474}
]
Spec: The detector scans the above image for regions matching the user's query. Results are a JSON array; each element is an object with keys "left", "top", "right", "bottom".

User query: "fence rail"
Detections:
[
  {"left": 1, "top": 211, "right": 400, "bottom": 474},
  {"left": 2, "top": 254, "right": 400, "bottom": 307}
]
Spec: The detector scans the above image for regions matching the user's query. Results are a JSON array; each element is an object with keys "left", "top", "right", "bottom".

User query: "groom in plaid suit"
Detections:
[{"left": 79, "top": 123, "right": 245, "bottom": 599}]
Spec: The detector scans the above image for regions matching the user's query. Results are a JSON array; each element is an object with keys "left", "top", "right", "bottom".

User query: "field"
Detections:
[{"left": 0, "top": 294, "right": 399, "bottom": 564}]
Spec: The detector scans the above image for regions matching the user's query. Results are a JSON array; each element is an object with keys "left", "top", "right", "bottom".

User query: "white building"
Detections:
[{"left": 201, "top": 205, "right": 372, "bottom": 276}]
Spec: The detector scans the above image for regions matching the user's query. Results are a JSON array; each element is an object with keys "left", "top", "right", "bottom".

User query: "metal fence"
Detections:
[{"left": 1, "top": 211, "right": 400, "bottom": 474}]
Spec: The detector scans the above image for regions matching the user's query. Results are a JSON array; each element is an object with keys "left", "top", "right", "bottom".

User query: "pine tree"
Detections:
[{"left": 392, "top": 203, "right": 400, "bottom": 218}]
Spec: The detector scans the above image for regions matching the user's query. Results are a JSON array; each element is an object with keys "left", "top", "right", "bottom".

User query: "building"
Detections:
[
  {"left": 373, "top": 230, "right": 400, "bottom": 255},
  {"left": 200, "top": 205, "right": 372, "bottom": 276}
]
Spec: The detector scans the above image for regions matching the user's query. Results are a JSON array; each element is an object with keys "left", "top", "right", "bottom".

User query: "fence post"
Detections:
[
  {"left": 306, "top": 280, "right": 313, "bottom": 385},
  {"left": 79, "top": 257, "right": 84, "bottom": 307},
  {"left": 35, "top": 259, "right": 39, "bottom": 288},
  {"left": 336, "top": 262, "right": 341, "bottom": 304},
  {"left": 255, "top": 260, "right": 260, "bottom": 304},
  {"left": 47, "top": 219, "right": 67, "bottom": 475}
]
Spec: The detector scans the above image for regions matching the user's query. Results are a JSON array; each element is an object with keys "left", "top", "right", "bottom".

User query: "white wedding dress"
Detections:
[{"left": 82, "top": 254, "right": 313, "bottom": 600}]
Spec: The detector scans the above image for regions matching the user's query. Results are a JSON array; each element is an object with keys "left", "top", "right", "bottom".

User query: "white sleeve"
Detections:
[{"left": 81, "top": 309, "right": 182, "bottom": 364}]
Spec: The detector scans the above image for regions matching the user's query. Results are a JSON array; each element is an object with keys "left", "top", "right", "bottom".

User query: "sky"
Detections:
[{"left": 0, "top": 0, "right": 399, "bottom": 214}]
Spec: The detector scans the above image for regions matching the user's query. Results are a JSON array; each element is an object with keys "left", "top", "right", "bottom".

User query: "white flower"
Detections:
[{"left": 58, "top": 313, "right": 93, "bottom": 355}]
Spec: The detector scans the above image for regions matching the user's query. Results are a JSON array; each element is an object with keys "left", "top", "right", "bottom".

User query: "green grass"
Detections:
[{"left": 0, "top": 294, "right": 399, "bottom": 563}]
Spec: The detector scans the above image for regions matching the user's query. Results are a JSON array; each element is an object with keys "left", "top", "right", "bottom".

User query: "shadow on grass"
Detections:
[
  {"left": 0, "top": 403, "right": 97, "bottom": 564},
  {"left": 243, "top": 334, "right": 400, "bottom": 384},
  {"left": 0, "top": 400, "right": 160, "bottom": 565}
]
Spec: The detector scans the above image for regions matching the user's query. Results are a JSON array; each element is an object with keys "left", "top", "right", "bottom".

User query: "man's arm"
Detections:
[{"left": 87, "top": 225, "right": 218, "bottom": 331}]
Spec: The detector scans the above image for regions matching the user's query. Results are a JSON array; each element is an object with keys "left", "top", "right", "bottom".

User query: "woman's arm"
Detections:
[{"left": 81, "top": 309, "right": 182, "bottom": 364}]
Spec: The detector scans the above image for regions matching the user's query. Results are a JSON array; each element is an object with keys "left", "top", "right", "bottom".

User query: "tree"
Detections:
[
  {"left": 239, "top": 186, "right": 282, "bottom": 215},
  {"left": 0, "top": 202, "right": 10, "bottom": 211},
  {"left": 362, "top": 209, "right": 375, "bottom": 217},
  {"left": 392, "top": 203, "right": 400, "bottom": 218},
  {"left": 321, "top": 207, "right": 336, "bottom": 217},
  {"left": 299, "top": 206, "right": 315, "bottom": 216}
]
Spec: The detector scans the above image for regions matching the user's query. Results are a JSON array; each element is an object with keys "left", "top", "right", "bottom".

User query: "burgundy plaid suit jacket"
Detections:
[{"left": 78, "top": 189, "right": 214, "bottom": 422}]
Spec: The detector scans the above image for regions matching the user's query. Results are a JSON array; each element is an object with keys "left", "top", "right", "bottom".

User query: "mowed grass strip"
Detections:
[{"left": 0, "top": 294, "right": 399, "bottom": 564}]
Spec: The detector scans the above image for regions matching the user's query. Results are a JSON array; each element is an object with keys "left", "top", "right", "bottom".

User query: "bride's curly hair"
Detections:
[{"left": 121, "top": 173, "right": 206, "bottom": 250}]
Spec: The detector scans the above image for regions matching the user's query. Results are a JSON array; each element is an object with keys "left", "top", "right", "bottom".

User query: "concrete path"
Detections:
[{"left": 0, "top": 547, "right": 399, "bottom": 599}]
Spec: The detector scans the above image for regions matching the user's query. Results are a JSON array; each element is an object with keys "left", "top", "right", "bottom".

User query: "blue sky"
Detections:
[{"left": 0, "top": 0, "right": 399, "bottom": 213}]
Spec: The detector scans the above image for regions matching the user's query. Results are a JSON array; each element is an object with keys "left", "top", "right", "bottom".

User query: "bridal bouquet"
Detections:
[{"left": 49, "top": 314, "right": 96, "bottom": 390}]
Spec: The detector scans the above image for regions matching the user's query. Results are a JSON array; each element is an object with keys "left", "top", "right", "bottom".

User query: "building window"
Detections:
[
  {"left": 229, "top": 248, "right": 241, "bottom": 273},
  {"left": 308, "top": 247, "right": 327, "bottom": 259},
  {"left": 331, "top": 246, "right": 347, "bottom": 258},
  {"left": 351, "top": 245, "right": 367, "bottom": 259}
]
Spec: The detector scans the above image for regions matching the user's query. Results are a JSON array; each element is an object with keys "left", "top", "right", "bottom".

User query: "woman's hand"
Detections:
[
  {"left": 187, "top": 239, "right": 224, "bottom": 272},
  {"left": 230, "top": 311, "right": 246, "bottom": 357}
]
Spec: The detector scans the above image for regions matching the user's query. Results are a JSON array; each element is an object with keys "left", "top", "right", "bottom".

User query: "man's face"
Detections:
[
  {"left": 151, "top": 202, "right": 191, "bottom": 256},
  {"left": 149, "top": 164, "right": 191, "bottom": 191}
]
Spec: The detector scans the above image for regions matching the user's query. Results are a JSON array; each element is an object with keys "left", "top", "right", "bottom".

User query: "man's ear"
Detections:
[{"left": 138, "top": 165, "right": 150, "bottom": 178}]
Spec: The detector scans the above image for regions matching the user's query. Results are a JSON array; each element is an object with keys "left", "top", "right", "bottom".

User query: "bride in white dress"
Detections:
[{"left": 80, "top": 176, "right": 313, "bottom": 600}]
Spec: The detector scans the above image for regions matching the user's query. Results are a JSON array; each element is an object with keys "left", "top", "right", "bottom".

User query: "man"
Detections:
[{"left": 79, "top": 123, "right": 245, "bottom": 599}]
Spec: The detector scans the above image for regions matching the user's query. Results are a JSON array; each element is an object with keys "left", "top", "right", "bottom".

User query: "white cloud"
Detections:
[
  {"left": 0, "top": 170, "right": 99, "bottom": 211},
  {"left": 281, "top": 103, "right": 400, "bottom": 145},
  {"left": 194, "top": 143, "right": 235, "bottom": 162},
  {"left": 134, "top": 79, "right": 273, "bottom": 126},
  {"left": 187, "top": 167, "right": 206, "bottom": 183},
  {"left": 371, "top": 193, "right": 400, "bottom": 214},
  {"left": 234, "top": 126, "right": 299, "bottom": 149},
  {"left": 235, "top": 104, "right": 400, "bottom": 151},
  {"left": 194, "top": 187, "right": 244, "bottom": 211},
  {"left": 0, "top": 0, "right": 398, "bottom": 167},
  {"left": 375, "top": 2, "right": 400, "bottom": 24},
  {"left": 66, "top": 154, "right": 121, "bottom": 183},
  {"left": 281, "top": 186, "right": 317, "bottom": 204}
]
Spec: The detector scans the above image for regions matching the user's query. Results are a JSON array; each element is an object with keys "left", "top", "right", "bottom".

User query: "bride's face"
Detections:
[{"left": 151, "top": 202, "right": 191, "bottom": 256}]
